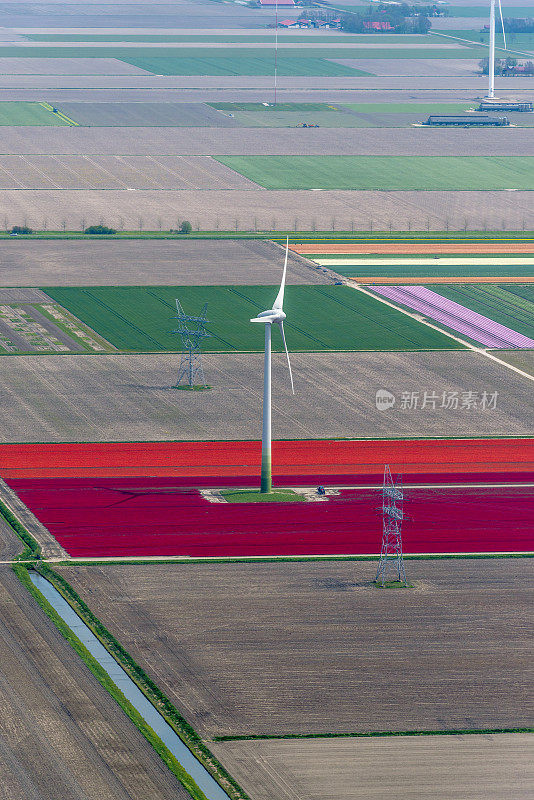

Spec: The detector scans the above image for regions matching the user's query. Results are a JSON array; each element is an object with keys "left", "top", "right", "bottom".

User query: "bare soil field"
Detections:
[
  {"left": 0, "top": 75, "right": 533, "bottom": 92},
  {"left": 0, "top": 84, "right": 516, "bottom": 99},
  {"left": 0, "top": 566, "right": 191, "bottom": 800},
  {"left": 495, "top": 349, "right": 534, "bottom": 373},
  {"left": 333, "top": 57, "right": 479, "bottom": 76},
  {"left": 212, "top": 733, "right": 534, "bottom": 800},
  {"left": 0, "top": 154, "right": 259, "bottom": 189},
  {"left": 0, "top": 239, "right": 320, "bottom": 286},
  {"left": 0, "top": 189, "right": 530, "bottom": 232},
  {"left": 58, "top": 101, "right": 241, "bottom": 127},
  {"left": 0, "top": 0, "right": 269, "bottom": 29},
  {"left": 0, "top": 125, "right": 532, "bottom": 156},
  {"left": 58, "top": 559, "right": 534, "bottom": 738},
  {"left": 0, "top": 350, "right": 529, "bottom": 442},
  {"left": 0, "top": 516, "right": 21, "bottom": 559},
  {"left": 0, "top": 56, "right": 150, "bottom": 74}
]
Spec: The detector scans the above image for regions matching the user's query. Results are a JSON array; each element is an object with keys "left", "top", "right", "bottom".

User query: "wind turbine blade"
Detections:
[
  {"left": 498, "top": 0, "right": 507, "bottom": 48},
  {"left": 273, "top": 237, "right": 289, "bottom": 311},
  {"left": 278, "top": 321, "right": 294, "bottom": 395}
]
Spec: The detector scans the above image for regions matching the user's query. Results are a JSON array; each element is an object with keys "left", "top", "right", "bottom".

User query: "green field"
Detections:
[
  {"left": 210, "top": 101, "right": 475, "bottom": 124},
  {"left": 123, "top": 54, "right": 368, "bottom": 76},
  {"left": 0, "top": 44, "right": 482, "bottom": 60},
  {"left": 433, "top": 284, "right": 534, "bottom": 340},
  {"left": 0, "top": 42, "right": 484, "bottom": 77},
  {"left": 0, "top": 101, "right": 71, "bottom": 126},
  {"left": 435, "top": 30, "right": 533, "bottom": 52},
  {"left": 215, "top": 156, "right": 534, "bottom": 191},
  {"left": 343, "top": 102, "right": 476, "bottom": 113},
  {"left": 44, "top": 285, "right": 460, "bottom": 352},
  {"left": 208, "top": 101, "right": 476, "bottom": 127},
  {"left": 209, "top": 102, "right": 375, "bottom": 128},
  {"left": 312, "top": 262, "right": 534, "bottom": 278},
  {"left": 221, "top": 489, "right": 304, "bottom": 503}
]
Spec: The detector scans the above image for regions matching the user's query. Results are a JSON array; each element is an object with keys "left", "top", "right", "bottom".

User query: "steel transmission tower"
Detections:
[
  {"left": 375, "top": 465, "right": 407, "bottom": 586},
  {"left": 172, "top": 300, "right": 211, "bottom": 388}
]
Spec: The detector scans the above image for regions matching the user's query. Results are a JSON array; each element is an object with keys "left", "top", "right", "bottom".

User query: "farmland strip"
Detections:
[{"left": 369, "top": 285, "right": 534, "bottom": 348}]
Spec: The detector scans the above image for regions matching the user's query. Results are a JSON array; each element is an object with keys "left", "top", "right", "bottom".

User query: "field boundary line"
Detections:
[
  {"left": 213, "top": 726, "right": 534, "bottom": 742},
  {"left": 30, "top": 562, "right": 251, "bottom": 800},
  {"left": 57, "top": 552, "right": 534, "bottom": 565}
]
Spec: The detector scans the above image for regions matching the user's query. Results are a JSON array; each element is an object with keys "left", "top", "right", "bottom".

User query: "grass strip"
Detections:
[
  {"left": 13, "top": 564, "right": 210, "bottom": 800},
  {"left": 0, "top": 498, "right": 41, "bottom": 560},
  {"left": 59, "top": 553, "right": 534, "bottom": 567},
  {"left": 221, "top": 489, "right": 304, "bottom": 503},
  {"left": 38, "top": 101, "right": 79, "bottom": 126},
  {"left": 213, "top": 726, "right": 534, "bottom": 742},
  {"left": 35, "top": 562, "right": 250, "bottom": 800},
  {"left": 0, "top": 231, "right": 533, "bottom": 241}
]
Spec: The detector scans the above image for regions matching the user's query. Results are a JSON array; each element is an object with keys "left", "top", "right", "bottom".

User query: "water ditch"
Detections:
[{"left": 30, "top": 572, "right": 231, "bottom": 800}]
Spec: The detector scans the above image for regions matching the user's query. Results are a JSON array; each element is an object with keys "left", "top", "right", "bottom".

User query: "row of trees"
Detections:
[
  {"left": 6, "top": 222, "right": 194, "bottom": 235},
  {"left": 501, "top": 16, "right": 534, "bottom": 32},
  {"left": 479, "top": 57, "right": 534, "bottom": 75},
  {"left": 340, "top": 7, "right": 431, "bottom": 34}
]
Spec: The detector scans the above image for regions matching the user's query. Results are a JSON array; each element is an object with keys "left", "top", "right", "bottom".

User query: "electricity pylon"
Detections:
[
  {"left": 173, "top": 300, "right": 211, "bottom": 388},
  {"left": 376, "top": 465, "right": 407, "bottom": 586}
]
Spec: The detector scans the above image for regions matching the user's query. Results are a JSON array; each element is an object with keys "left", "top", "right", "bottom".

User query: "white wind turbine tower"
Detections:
[
  {"left": 487, "top": 0, "right": 507, "bottom": 99},
  {"left": 250, "top": 238, "right": 294, "bottom": 494}
]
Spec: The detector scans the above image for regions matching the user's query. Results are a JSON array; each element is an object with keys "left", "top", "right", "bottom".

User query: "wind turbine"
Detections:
[
  {"left": 487, "top": 0, "right": 507, "bottom": 100},
  {"left": 250, "top": 238, "right": 294, "bottom": 494}
]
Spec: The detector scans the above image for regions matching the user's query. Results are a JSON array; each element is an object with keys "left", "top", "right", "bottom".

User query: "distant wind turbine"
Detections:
[
  {"left": 487, "top": 0, "right": 507, "bottom": 99},
  {"left": 250, "top": 238, "right": 294, "bottom": 493}
]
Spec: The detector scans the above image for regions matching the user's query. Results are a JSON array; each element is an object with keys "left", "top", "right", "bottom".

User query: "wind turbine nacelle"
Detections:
[{"left": 250, "top": 309, "right": 286, "bottom": 323}]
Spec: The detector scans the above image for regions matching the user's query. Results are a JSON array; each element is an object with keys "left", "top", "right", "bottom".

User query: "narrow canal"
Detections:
[{"left": 30, "top": 572, "right": 231, "bottom": 800}]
